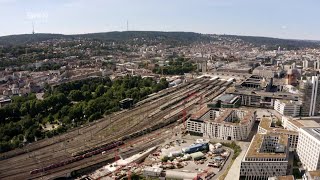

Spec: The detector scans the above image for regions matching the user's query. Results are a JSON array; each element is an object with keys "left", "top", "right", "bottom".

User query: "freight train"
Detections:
[{"left": 30, "top": 141, "right": 124, "bottom": 175}]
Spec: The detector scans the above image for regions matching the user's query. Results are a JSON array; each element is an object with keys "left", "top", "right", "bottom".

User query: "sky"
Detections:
[{"left": 0, "top": 0, "right": 320, "bottom": 40}]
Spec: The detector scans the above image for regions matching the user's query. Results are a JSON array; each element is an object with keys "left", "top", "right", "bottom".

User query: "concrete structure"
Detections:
[
  {"left": 274, "top": 99, "right": 301, "bottom": 117},
  {"left": 230, "top": 89, "right": 299, "bottom": 108},
  {"left": 303, "top": 170, "right": 320, "bottom": 180},
  {"left": 300, "top": 76, "right": 320, "bottom": 117},
  {"left": 143, "top": 167, "right": 163, "bottom": 177},
  {"left": 282, "top": 116, "right": 320, "bottom": 132},
  {"left": 207, "top": 94, "right": 241, "bottom": 108},
  {"left": 297, "top": 128, "right": 320, "bottom": 171},
  {"left": 240, "top": 133, "right": 289, "bottom": 179},
  {"left": 258, "top": 118, "right": 299, "bottom": 151},
  {"left": 252, "top": 66, "right": 284, "bottom": 78},
  {"left": 268, "top": 175, "right": 294, "bottom": 180},
  {"left": 187, "top": 107, "right": 256, "bottom": 140}
]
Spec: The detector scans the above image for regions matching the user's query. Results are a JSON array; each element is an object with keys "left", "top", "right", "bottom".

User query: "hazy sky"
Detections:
[{"left": 0, "top": 0, "right": 319, "bottom": 40}]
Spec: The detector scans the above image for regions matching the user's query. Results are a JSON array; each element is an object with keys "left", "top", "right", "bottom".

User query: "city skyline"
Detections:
[{"left": 0, "top": 0, "right": 320, "bottom": 40}]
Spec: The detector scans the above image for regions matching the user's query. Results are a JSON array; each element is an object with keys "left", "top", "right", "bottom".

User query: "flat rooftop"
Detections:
[
  {"left": 301, "top": 127, "right": 320, "bottom": 142},
  {"left": 232, "top": 89, "right": 299, "bottom": 99},
  {"left": 204, "top": 108, "right": 255, "bottom": 125},
  {"left": 268, "top": 175, "right": 294, "bottom": 180},
  {"left": 308, "top": 170, "right": 320, "bottom": 179},
  {"left": 260, "top": 118, "right": 298, "bottom": 135},
  {"left": 246, "top": 133, "right": 288, "bottom": 159},
  {"left": 217, "top": 94, "right": 239, "bottom": 104},
  {"left": 296, "top": 120, "right": 320, "bottom": 127},
  {"left": 190, "top": 106, "right": 210, "bottom": 120}
]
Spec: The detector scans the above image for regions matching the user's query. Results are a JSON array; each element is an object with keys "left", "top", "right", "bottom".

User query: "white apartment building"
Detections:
[
  {"left": 186, "top": 107, "right": 256, "bottom": 141},
  {"left": 240, "top": 134, "right": 289, "bottom": 179},
  {"left": 297, "top": 128, "right": 320, "bottom": 171},
  {"left": 274, "top": 99, "right": 301, "bottom": 117}
]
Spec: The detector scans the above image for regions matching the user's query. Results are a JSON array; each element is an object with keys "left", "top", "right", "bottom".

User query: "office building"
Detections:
[
  {"left": 297, "top": 128, "right": 320, "bottom": 171},
  {"left": 300, "top": 76, "right": 320, "bottom": 117},
  {"left": 258, "top": 118, "right": 299, "bottom": 151},
  {"left": 274, "top": 99, "right": 301, "bottom": 117},
  {"left": 240, "top": 133, "right": 289, "bottom": 179}
]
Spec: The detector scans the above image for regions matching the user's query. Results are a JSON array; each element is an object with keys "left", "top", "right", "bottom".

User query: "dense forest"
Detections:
[
  {"left": 0, "top": 76, "right": 168, "bottom": 153},
  {"left": 0, "top": 31, "right": 210, "bottom": 46},
  {"left": 153, "top": 58, "right": 197, "bottom": 75},
  {"left": 0, "top": 31, "right": 318, "bottom": 49}
]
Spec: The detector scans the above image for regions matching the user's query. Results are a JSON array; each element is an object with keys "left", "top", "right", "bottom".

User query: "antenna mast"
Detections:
[
  {"left": 32, "top": 22, "right": 35, "bottom": 34},
  {"left": 127, "top": 20, "right": 129, "bottom": 31}
]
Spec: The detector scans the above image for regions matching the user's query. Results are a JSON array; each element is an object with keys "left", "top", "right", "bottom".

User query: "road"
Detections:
[{"left": 224, "top": 141, "right": 250, "bottom": 180}]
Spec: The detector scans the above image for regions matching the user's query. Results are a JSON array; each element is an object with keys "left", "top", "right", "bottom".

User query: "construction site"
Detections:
[
  {"left": 84, "top": 136, "right": 232, "bottom": 180},
  {"left": 0, "top": 76, "right": 233, "bottom": 180}
]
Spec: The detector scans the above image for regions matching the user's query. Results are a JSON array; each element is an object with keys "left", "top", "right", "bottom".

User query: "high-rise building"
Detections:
[
  {"left": 297, "top": 127, "right": 320, "bottom": 171},
  {"left": 300, "top": 76, "right": 320, "bottom": 117},
  {"left": 314, "top": 59, "right": 320, "bottom": 71}
]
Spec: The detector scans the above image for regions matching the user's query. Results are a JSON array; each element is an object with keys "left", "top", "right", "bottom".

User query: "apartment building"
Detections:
[{"left": 187, "top": 107, "right": 256, "bottom": 141}]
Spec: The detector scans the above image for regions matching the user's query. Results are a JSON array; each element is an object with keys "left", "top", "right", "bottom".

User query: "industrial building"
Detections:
[
  {"left": 187, "top": 107, "right": 256, "bottom": 140},
  {"left": 300, "top": 76, "right": 320, "bottom": 117},
  {"left": 274, "top": 99, "right": 301, "bottom": 117},
  {"left": 297, "top": 128, "right": 320, "bottom": 171},
  {"left": 240, "top": 133, "right": 289, "bottom": 179}
]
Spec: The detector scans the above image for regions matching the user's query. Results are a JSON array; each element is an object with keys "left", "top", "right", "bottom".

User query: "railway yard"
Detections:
[{"left": 0, "top": 76, "right": 233, "bottom": 180}]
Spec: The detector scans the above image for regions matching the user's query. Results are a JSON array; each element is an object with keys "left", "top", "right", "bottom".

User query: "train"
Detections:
[{"left": 30, "top": 141, "right": 124, "bottom": 175}]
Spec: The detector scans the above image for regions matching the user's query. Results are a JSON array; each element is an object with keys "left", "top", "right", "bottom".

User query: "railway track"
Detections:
[{"left": 0, "top": 77, "right": 232, "bottom": 179}]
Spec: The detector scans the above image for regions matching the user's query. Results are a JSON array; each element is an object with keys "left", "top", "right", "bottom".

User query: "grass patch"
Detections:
[{"left": 221, "top": 141, "right": 242, "bottom": 160}]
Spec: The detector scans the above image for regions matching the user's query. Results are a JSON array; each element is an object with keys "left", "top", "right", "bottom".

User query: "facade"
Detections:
[
  {"left": 240, "top": 133, "right": 290, "bottom": 180},
  {"left": 300, "top": 76, "right": 320, "bottom": 117},
  {"left": 187, "top": 107, "right": 256, "bottom": 141},
  {"left": 297, "top": 128, "right": 320, "bottom": 171},
  {"left": 274, "top": 99, "right": 301, "bottom": 117}
]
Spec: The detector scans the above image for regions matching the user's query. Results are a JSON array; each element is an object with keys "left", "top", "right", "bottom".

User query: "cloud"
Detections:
[{"left": 281, "top": 25, "right": 287, "bottom": 29}]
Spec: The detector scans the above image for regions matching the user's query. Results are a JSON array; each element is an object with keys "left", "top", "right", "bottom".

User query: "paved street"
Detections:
[{"left": 224, "top": 141, "right": 250, "bottom": 180}]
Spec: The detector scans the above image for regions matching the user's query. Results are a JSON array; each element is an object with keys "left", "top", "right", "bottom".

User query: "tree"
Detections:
[
  {"left": 276, "top": 120, "right": 282, "bottom": 127},
  {"left": 95, "top": 85, "right": 106, "bottom": 97},
  {"left": 69, "top": 90, "right": 84, "bottom": 101}
]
